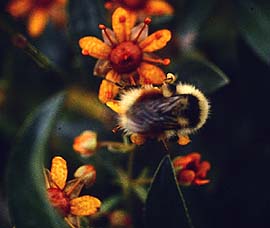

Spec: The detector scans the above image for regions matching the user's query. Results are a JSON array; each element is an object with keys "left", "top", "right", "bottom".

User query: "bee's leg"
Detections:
[
  {"left": 161, "top": 83, "right": 176, "bottom": 97},
  {"left": 164, "top": 73, "right": 177, "bottom": 84}
]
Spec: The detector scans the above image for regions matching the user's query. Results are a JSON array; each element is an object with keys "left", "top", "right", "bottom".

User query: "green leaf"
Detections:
[
  {"left": 236, "top": 0, "right": 270, "bottom": 64},
  {"left": 176, "top": 56, "right": 229, "bottom": 94},
  {"left": 178, "top": 0, "right": 217, "bottom": 35},
  {"left": 145, "top": 155, "right": 193, "bottom": 228},
  {"left": 7, "top": 93, "right": 67, "bottom": 228}
]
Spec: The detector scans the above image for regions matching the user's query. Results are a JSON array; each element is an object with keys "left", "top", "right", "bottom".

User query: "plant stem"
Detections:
[
  {"left": 127, "top": 150, "right": 135, "bottom": 180},
  {"left": 177, "top": 185, "right": 195, "bottom": 228},
  {"left": 0, "top": 14, "right": 66, "bottom": 79}
]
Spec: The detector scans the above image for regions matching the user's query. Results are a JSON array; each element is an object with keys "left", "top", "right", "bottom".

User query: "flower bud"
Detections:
[
  {"left": 173, "top": 152, "right": 210, "bottom": 186},
  {"left": 74, "top": 165, "right": 96, "bottom": 187},
  {"left": 109, "top": 210, "right": 132, "bottom": 227},
  {"left": 73, "top": 130, "right": 98, "bottom": 157}
]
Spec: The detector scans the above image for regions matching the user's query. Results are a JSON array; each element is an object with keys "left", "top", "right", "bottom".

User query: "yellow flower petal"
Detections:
[
  {"left": 70, "top": 195, "right": 101, "bottom": 216},
  {"left": 50, "top": 156, "right": 67, "bottom": 190},
  {"left": 28, "top": 9, "right": 49, "bottom": 37},
  {"left": 79, "top": 37, "right": 111, "bottom": 59},
  {"left": 106, "top": 100, "right": 121, "bottom": 114},
  {"left": 137, "top": 62, "right": 166, "bottom": 84},
  {"left": 112, "top": 7, "right": 136, "bottom": 42},
  {"left": 139, "top": 29, "right": 171, "bottom": 52},
  {"left": 98, "top": 70, "right": 120, "bottom": 103},
  {"left": 6, "top": 0, "right": 32, "bottom": 17},
  {"left": 145, "top": 0, "right": 174, "bottom": 16}
]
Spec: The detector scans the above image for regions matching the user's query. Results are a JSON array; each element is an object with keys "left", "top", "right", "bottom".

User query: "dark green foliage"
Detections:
[{"left": 7, "top": 93, "right": 68, "bottom": 228}]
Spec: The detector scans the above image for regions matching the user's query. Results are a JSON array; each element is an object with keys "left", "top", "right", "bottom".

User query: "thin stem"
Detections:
[
  {"left": 177, "top": 185, "right": 195, "bottom": 228},
  {"left": 127, "top": 150, "right": 135, "bottom": 180},
  {"left": 0, "top": 14, "right": 66, "bottom": 80}
]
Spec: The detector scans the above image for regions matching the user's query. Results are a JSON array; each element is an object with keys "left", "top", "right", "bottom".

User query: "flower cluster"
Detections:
[
  {"left": 173, "top": 153, "right": 211, "bottom": 186},
  {"left": 6, "top": 0, "right": 67, "bottom": 37}
]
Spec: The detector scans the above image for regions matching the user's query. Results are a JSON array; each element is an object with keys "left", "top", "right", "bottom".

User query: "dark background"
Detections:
[{"left": 0, "top": 0, "right": 270, "bottom": 228}]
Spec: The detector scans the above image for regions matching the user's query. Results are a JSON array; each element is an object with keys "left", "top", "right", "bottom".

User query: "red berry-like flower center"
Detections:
[
  {"left": 47, "top": 188, "right": 70, "bottom": 216},
  {"left": 120, "top": 0, "right": 146, "bottom": 10},
  {"left": 35, "top": 0, "right": 54, "bottom": 8},
  {"left": 109, "top": 41, "right": 142, "bottom": 74}
]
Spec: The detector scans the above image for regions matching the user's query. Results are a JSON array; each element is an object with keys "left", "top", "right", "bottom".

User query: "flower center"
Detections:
[
  {"left": 47, "top": 188, "right": 70, "bottom": 216},
  {"left": 35, "top": 0, "right": 54, "bottom": 8},
  {"left": 121, "top": 0, "right": 146, "bottom": 10},
  {"left": 110, "top": 41, "right": 142, "bottom": 74}
]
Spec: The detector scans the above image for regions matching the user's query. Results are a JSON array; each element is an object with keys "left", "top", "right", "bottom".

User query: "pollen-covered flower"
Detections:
[
  {"left": 79, "top": 7, "right": 171, "bottom": 103},
  {"left": 45, "top": 156, "right": 101, "bottom": 221},
  {"left": 173, "top": 153, "right": 211, "bottom": 186},
  {"left": 73, "top": 130, "right": 98, "bottom": 157},
  {"left": 105, "top": 0, "right": 174, "bottom": 20},
  {"left": 6, "top": 0, "right": 67, "bottom": 37}
]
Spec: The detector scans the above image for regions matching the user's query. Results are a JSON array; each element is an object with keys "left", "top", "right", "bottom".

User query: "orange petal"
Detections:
[
  {"left": 178, "top": 135, "right": 191, "bottom": 145},
  {"left": 70, "top": 195, "right": 101, "bottom": 216},
  {"left": 194, "top": 179, "right": 210, "bottom": 186},
  {"left": 197, "top": 161, "right": 211, "bottom": 178},
  {"left": 145, "top": 0, "right": 174, "bottom": 16},
  {"left": 79, "top": 37, "right": 111, "bottom": 59},
  {"left": 55, "top": 0, "right": 67, "bottom": 4},
  {"left": 6, "top": 0, "right": 32, "bottom": 17},
  {"left": 137, "top": 62, "right": 166, "bottom": 84},
  {"left": 98, "top": 70, "right": 120, "bottom": 103},
  {"left": 188, "top": 152, "right": 201, "bottom": 166},
  {"left": 173, "top": 156, "right": 193, "bottom": 170},
  {"left": 112, "top": 7, "right": 136, "bottom": 42},
  {"left": 139, "top": 29, "right": 171, "bottom": 52},
  {"left": 28, "top": 9, "right": 49, "bottom": 37},
  {"left": 49, "top": 2, "right": 67, "bottom": 27},
  {"left": 106, "top": 100, "right": 121, "bottom": 114},
  {"left": 178, "top": 170, "right": 195, "bottom": 186},
  {"left": 50, "top": 156, "right": 67, "bottom": 190}
]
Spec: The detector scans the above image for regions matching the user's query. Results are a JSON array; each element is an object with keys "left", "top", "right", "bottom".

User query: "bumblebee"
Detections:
[{"left": 107, "top": 73, "right": 210, "bottom": 145}]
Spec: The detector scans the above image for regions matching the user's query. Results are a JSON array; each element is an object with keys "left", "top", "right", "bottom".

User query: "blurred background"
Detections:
[{"left": 0, "top": 0, "right": 270, "bottom": 228}]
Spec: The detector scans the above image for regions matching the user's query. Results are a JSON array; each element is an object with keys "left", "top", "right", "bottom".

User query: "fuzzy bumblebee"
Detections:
[{"left": 107, "top": 74, "right": 210, "bottom": 145}]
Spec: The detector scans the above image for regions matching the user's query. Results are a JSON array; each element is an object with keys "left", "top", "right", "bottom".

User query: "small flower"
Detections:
[
  {"left": 109, "top": 210, "right": 132, "bottom": 228},
  {"left": 6, "top": 0, "right": 67, "bottom": 37},
  {"left": 105, "top": 0, "right": 174, "bottom": 20},
  {"left": 173, "top": 152, "right": 211, "bottom": 186},
  {"left": 73, "top": 130, "right": 98, "bottom": 157},
  {"left": 79, "top": 7, "right": 171, "bottom": 103},
  {"left": 45, "top": 156, "right": 101, "bottom": 221}
]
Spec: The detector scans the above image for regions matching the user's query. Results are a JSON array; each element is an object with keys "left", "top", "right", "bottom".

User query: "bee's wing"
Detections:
[{"left": 127, "top": 96, "right": 184, "bottom": 133}]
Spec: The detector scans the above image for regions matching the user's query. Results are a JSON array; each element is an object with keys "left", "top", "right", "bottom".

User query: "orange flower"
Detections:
[
  {"left": 109, "top": 210, "right": 132, "bottom": 227},
  {"left": 173, "top": 153, "right": 211, "bottom": 186},
  {"left": 6, "top": 0, "right": 67, "bottom": 37},
  {"left": 79, "top": 7, "right": 171, "bottom": 103},
  {"left": 73, "top": 130, "right": 98, "bottom": 157},
  {"left": 105, "top": 0, "right": 174, "bottom": 20},
  {"left": 45, "top": 156, "right": 101, "bottom": 224}
]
